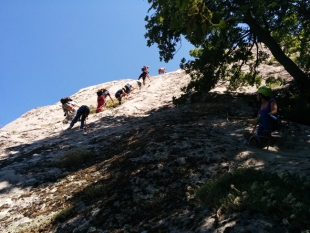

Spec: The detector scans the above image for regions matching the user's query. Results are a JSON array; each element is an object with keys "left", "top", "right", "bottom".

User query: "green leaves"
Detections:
[
  {"left": 175, "top": 0, "right": 189, "bottom": 10},
  {"left": 145, "top": 0, "right": 310, "bottom": 97},
  {"left": 196, "top": 168, "right": 310, "bottom": 229},
  {"left": 214, "top": 20, "right": 227, "bottom": 29}
]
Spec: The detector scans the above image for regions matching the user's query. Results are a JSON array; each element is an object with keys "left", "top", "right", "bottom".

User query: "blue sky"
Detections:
[{"left": 0, "top": 1, "right": 193, "bottom": 128}]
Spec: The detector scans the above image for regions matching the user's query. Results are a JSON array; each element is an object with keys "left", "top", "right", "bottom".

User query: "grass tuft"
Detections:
[
  {"left": 51, "top": 207, "right": 74, "bottom": 223},
  {"left": 83, "top": 183, "right": 104, "bottom": 200},
  {"left": 54, "top": 148, "right": 95, "bottom": 168},
  {"left": 196, "top": 168, "right": 310, "bottom": 230},
  {"left": 89, "top": 105, "right": 96, "bottom": 114},
  {"left": 105, "top": 98, "right": 120, "bottom": 109}
]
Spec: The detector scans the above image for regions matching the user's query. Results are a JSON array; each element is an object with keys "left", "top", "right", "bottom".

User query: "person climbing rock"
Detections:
[
  {"left": 60, "top": 97, "right": 80, "bottom": 123},
  {"left": 96, "top": 88, "right": 114, "bottom": 113},
  {"left": 138, "top": 66, "right": 151, "bottom": 86},
  {"left": 67, "top": 105, "right": 90, "bottom": 130},
  {"left": 115, "top": 84, "right": 134, "bottom": 105},
  {"left": 158, "top": 67, "right": 166, "bottom": 74}
]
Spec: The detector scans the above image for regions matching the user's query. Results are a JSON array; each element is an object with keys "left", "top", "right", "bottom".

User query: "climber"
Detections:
[
  {"left": 96, "top": 88, "right": 114, "bottom": 113},
  {"left": 115, "top": 84, "right": 134, "bottom": 105},
  {"left": 67, "top": 105, "right": 90, "bottom": 130},
  {"left": 138, "top": 66, "right": 151, "bottom": 86},
  {"left": 243, "top": 86, "right": 278, "bottom": 146},
  {"left": 158, "top": 67, "right": 166, "bottom": 75},
  {"left": 60, "top": 97, "right": 80, "bottom": 123}
]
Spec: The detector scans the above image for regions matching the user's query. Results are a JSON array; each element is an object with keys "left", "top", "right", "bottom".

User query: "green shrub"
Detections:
[
  {"left": 265, "top": 76, "right": 285, "bottom": 87},
  {"left": 173, "top": 93, "right": 189, "bottom": 106},
  {"left": 266, "top": 56, "right": 281, "bottom": 66},
  {"left": 89, "top": 105, "right": 96, "bottom": 114},
  {"left": 227, "top": 70, "right": 263, "bottom": 91},
  {"left": 196, "top": 168, "right": 310, "bottom": 230},
  {"left": 105, "top": 99, "right": 119, "bottom": 109},
  {"left": 280, "top": 88, "right": 310, "bottom": 125},
  {"left": 54, "top": 148, "right": 95, "bottom": 168},
  {"left": 83, "top": 183, "right": 104, "bottom": 200},
  {"left": 51, "top": 207, "right": 74, "bottom": 223}
]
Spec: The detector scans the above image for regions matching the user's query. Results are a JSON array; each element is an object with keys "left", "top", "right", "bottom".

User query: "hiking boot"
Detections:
[
  {"left": 119, "top": 101, "right": 122, "bottom": 105},
  {"left": 67, "top": 126, "right": 72, "bottom": 130}
]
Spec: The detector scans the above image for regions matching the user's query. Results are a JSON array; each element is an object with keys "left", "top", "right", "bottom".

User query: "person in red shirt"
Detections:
[
  {"left": 96, "top": 88, "right": 114, "bottom": 113},
  {"left": 96, "top": 92, "right": 105, "bottom": 113}
]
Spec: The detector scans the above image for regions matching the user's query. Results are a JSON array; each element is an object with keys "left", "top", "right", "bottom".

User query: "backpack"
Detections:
[
  {"left": 60, "top": 97, "right": 72, "bottom": 105},
  {"left": 123, "top": 84, "right": 131, "bottom": 93}
]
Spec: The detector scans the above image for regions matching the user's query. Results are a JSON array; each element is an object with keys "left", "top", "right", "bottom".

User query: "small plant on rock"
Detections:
[
  {"left": 83, "top": 183, "right": 104, "bottom": 200},
  {"left": 89, "top": 105, "right": 96, "bottom": 114},
  {"left": 51, "top": 207, "right": 74, "bottom": 223},
  {"left": 54, "top": 148, "right": 95, "bottom": 168},
  {"left": 265, "top": 76, "right": 285, "bottom": 87},
  {"left": 105, "top": 99, "right": 118, "bottom": 109},
  {"left": 266, "top": 56, "right": 281, "bottom": 66},
  {"left": 196, "top": 168, "right": 310, "bottom": 231}
]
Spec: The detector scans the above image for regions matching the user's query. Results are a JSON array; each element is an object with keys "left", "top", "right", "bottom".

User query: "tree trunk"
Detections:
[{"left": 244, "top": 15, "right": 310, "bottom": 90}]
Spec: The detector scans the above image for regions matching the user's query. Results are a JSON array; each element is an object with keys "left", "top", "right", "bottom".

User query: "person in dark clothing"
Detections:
[
  {"left": 138, "top": 66, "right": 151, "bottom": 86},
  {"left": 67, "top": 105, "right": 90, "bottom": 130},
  {"left": 115, "top": 84, "right": 134, "bottom": 105}
]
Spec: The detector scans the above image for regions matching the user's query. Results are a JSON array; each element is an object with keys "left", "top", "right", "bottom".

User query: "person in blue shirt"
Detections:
[{"left": 244, "top": 86, "right": 278, "bottom": 145}]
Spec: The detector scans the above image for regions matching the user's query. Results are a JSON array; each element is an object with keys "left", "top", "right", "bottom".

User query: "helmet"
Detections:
[{"left": 257, "top": 86, "right": 272, "bottom": 97}]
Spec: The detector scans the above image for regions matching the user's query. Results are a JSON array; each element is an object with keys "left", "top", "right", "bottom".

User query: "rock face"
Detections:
[{"left": 0, "top": 69, "right": 310, "bottom": 233}]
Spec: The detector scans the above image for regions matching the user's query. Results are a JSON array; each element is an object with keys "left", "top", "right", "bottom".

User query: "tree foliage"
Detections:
[{"left": 144, "top": 0, "right": 310, "bottom": 97}]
